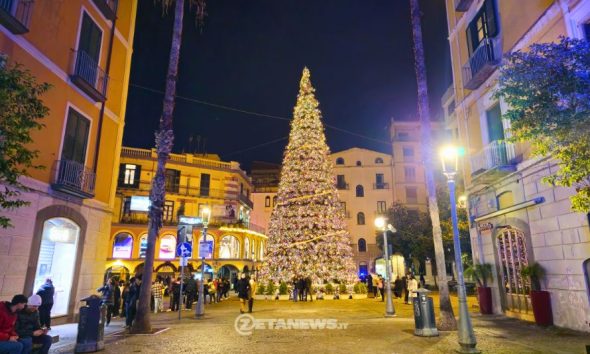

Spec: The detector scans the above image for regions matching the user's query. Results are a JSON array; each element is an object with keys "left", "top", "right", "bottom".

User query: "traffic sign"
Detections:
[{"left": 176, "top": 242, "right": 192, "bottom": 257}]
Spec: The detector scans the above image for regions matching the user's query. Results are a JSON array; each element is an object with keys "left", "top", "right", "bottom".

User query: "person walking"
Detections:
[
  {"left": 0, "top": 295, "right": 30, "bottom": 354},
  {"left": 151, "top": 280, "right": 164, "bottom": 313},
  {"left": 208, "top": 279, "right": 217, "bottom": 304},
  {"left": 248, "top": 277, "right": 257, "bottom": 313},
  {"left": 15, "top": 295, "right": 52, "bottom": 354},
  {"left": 96, "top": 278, "right": 115, "bottom": 326},
  {"left": 125, "top": 277, "right": 140, "bottom": 329},
  {"left": 377, "top": 276, "right": 384, "bottom": 301},
  {"left": 236, "top": 274, "right": 250, "bottom": 314},
  {"left": 407, "top": 275, "right": 419, "bottom": 304},
  {"left": 36, "top": 279, "right": 54, "bottom": 330}
]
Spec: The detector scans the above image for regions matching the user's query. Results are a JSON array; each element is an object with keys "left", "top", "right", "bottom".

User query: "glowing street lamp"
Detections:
[
  {"left": 439, "top": 146, "right": 479, "bottom": 353},
  {"left": 196, "top": 207, "right": 211, "bottom": 318},
  {"left": 375, "top": 216, "right": 396, "bottom": 317}
]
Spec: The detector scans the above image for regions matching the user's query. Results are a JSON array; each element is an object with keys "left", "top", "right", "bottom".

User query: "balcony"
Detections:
[
  {"left": 70, "top": 50, "right": 108, "bottom": 102},
  {"left": 373, "top": 183, "right": 389, "bottom": 190},
  {"left": 238, "top": 193, "right": 254, "bottom": 209},
  {"left": 336, "top": 182, "right": 349, "bottom": 190},
  {"left": 52, "top": 160, "right": 96, "bottom": 199},
  {"left": 455, "top": 0, "right": 474, "bottom": 12},
  {"left": 470, "top": 141, "right": 517, "bottom": 183},
  {"left": 462, "top": 37, "right": 501, "bottom": 90},
  {"left": 92, "top": 0, "right": 117, "bottom": 20},
  {"left": 0, "top": 0, "right": 33, "bottom": 34}
]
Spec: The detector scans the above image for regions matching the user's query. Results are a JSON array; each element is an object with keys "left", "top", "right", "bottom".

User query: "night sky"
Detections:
[{"left": 123, "top": 0, "right": 452, "bottom": 171}]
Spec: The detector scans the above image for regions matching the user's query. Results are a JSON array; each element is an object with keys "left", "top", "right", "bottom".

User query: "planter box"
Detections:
[
  {"left": 477, "top": 287, "right": 493, "bottom": 315},
  {"left": 531, "top": 290, "right": 553, "bottom": 326}
]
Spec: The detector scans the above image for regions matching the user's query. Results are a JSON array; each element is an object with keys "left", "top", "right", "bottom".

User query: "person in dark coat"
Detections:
[
  {"left": 15, "top": 295, "right": 52, "bottom": 354},
  {"left": 305, "top": 278, "right": 313, "bottom": 301},
  {"left": 36, "top": 279, "right": 54, "bottom": 329},
  {"left": 366, "top": 274, "right": 374, "bottom": 296},
  {"left": 401, "top": 275, "right": 409, "bottom": 304},
  {"left": 121, "top": 281, "right": 129, "bottom": 318},
  {"left": 235, "top": 274, "right": 250, "bottom": 314},
  {"left": 184, "top": 276, "right": 197, "bottom": 309},
  {"left": 113, "top": 280, "right": 121, "bottom": 317},
  {"left": 125, "top": 277, "right": 140, "bottom": 329},
  {"left": 97, "top": 278, "right": 115, "bottom": 325},
  {"left": 393, "top": 276, "right": 403, "bottom": 298},
  {"left": 170, "top": 278, "right": 181, "bottom": 311}
]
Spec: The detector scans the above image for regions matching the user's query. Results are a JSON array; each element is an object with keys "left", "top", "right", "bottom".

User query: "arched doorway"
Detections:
[
  {"left": 196, "top": 262, "right": 214, "bottom": 281},
  {"left": 218, "top": 264, "right": 239, "bottom": 288},
  {"left": 104, "top": 265, "right": 130, "bottom": 284},
  {"left": 155, "top": 262, "right": 177, "bottom": 280},
  {"left": 134, "top": 263, "right": 145, "bottom": 277}
]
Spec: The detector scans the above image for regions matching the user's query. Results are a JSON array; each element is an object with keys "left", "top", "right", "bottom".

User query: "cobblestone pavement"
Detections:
[{"left": 53, "top": 294, "right": 589, "bottom": 354}]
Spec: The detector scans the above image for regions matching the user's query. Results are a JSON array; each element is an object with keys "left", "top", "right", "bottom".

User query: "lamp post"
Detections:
[
  {"left": 440, "top": 146, "right": 479, "bottom": 353},
  {"left": 375, "top": 216, "right": 396, "bottom": 317},
  {"left": 195, "top": 207, "right": 211, "bottom": 318}
]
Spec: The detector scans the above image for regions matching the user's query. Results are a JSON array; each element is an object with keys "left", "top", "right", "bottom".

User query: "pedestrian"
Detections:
[
  {"left": 407, "top": 275, "right": 419, "bottom": 304},
  {"left": 184, "top": 276, "right": 196, "bottom": 310},
  {"left": 420, "top": 274, "right": 426, "bottom": 288},
  {"left": 215, "top": 278, "right": 223, "bottom": 303},
  {"left": 36, "top": 279, "right": 54, "bottom": 330},
  {"left": 298, "top": 279, "right": 306, "bottom": 301},
  {"left": 121, "top": 281, "right": 129, "bottom": 318},
  {"left": 393, "top": 276, "right": 403, "bottom": 298},
  {"left": 96, "top": 278, "right": 115, "bottom": 326},
  {"left": 371, "top": 274, "right": 379, "bottom": 298},
  {"left": 366, "top": 273, "right": 374, "bottom": 297},
  {"left": 305, "top": 278, "right": 313, "bottom": 301},
  {"left": 125, "top": 277, "right": 140, "bottom": 329},
  {"left": 292, "top": 279, "right": 298, "bottom": 302},
  {"left": 171, "top": 278, "right": 181, "bottom": 311},
  {"left": 15, "top": 295, "right": 52, "bottom": 354},
  {"left": 377, "top": 276, "right": 384, "bottom": 301},
  {"left": 248, "top": 277, "right": 257, "bottom": 313},
  {"left": 401, "top": 274, "right": 409, "bottom": 304},
  {"left": 208, "top": 279, "right": 216, "bottom": 304},
  {"left": 151, "top": 279, "right": 164, "bottom": 313},
  {"left": 223, "top": 278, "right": 230, "bottom": 299},
  {"left": 113, "top": 280, "right": 121, "bottom": 317},
  {"left": 236, "top": 274, "right": 250, "bottom": 314},
  {"left": 0, "top": 294, "right": 30, "bottom": 354}
]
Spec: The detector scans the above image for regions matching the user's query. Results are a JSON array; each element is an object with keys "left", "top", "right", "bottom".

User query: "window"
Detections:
[
  {"left": 336, "top": 157, "right": 344, "bottom": 165},
  {"left": 200, "top": 173, "right": 210, "bottom": 196},
  {"left": 375, "top": 173, "right": 385, "bottom": 189},
  {"left": 359, "top": 262, "right": 368, "bottom": 277},
  {"left": 272, "top": 196, "right": 277, "bottom": 206},
  {"left": 356, "top": 185, "right": 364, "bottom": 197},
  {"left": 158, "top": 235, "right": 176, "bottom": 259},
  {"left": 265, "top": 196, "right": 270, "bottom": 207},
  {"left": 240, "top": 183, "right": 244, "bottom": 195},
  {"left": 375, "top": 157, "right": 384, "bottom": 164},
  {"left": 406, "top": 187, "right": 418, "bottom": 204},
  {"left": 165, "top": 169, "right": 180, "bottom": 193},
  {"left": 466, "top": 0, "right": 498, "bottom": 55},
  {"left": 61, "top": 108, "right": 90, "bottom": 164},
  {"left": 112, "top": 232, "right": 133, "bottom": 259},
  {"left": 357, "top": 212, "right": 365, "bottom": 225},
  {"left": 358, "top": 238, "right": 367, "bottom": 252},
  {"left": 76, "top": 13, "right": 102, "bottom": 81},
  {"left": 356, "top": 161, "right": 362, "bottom": 166},
  {"left": 244, "top": 238, "right": 250, "bottom": 259},
  {"left": 402, "top": 147, "right": 414, "bottom": 161},
  {"left": 119, "top": 164, "right": 140, "bottom": 187},
  {"left": 404, "top": 167, "right": 416, "bottom": 182},
  {"left": 121, "top": 196, "right": 131, "bottom": 218},
  {"left": 163, "top": 201, "right": 174, "bottom": 222},
  {"left": 336, "top": 175, "right": 347, "bottom": 189},
  {"left": 139, "top": 234, "right": 147, "bottom": 258},
  {"left": 486, "top": 104, "right": 504, "bottom": 142},
  {"left": 219, "top": 235, "right": 240, "bottom": 259},
  {"left": 377, "top": 201, "right": 386, "bottom": 213}
]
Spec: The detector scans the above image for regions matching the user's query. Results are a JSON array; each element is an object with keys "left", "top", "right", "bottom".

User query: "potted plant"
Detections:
[
  {"left": 465, "top": 263, "right": 493, "bottom": 314},
  {"left": 521, "top": 262, "right": 553, "bottom": 326}
]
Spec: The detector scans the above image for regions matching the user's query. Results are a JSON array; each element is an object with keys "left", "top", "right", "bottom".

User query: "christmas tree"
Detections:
[{"left": 261, "top": 68, "right": 356, "bottom": 284}]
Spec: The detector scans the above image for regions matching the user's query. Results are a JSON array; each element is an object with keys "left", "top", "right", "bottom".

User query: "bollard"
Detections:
[
  {"left": 413, "top": 288, "right": 439, "bottom": 337},
  {"left": 75, "top": 295, "right": 106, "bottom": 353}
]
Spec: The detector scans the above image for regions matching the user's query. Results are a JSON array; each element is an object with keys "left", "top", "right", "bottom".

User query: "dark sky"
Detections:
[{"left": 123, "top": 0, "right": 452, "bottom": 171}]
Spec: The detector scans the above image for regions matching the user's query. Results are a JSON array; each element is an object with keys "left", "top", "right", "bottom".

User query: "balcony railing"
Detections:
[
  {"left": 238, "top": 193, "right": 254, "bottom": 209},
  {"left": 52, "top": 159, "right": 96, "bottom": 198},
  {"left": 120, "top": 147, "right": 234, "bottom": 171},
  {"left": 0, "top": 0, "right": 33, "bottom": 34},
  {"left": 119, "top": 181, "right": 228, "bottom": 199},
  {"left": 336, "top": 182, "right": 349, "bottom": 190},
  {"left": 470, "top": 140, "right": 517, "bottom": 180},
  {"left": 92, "top": 0, "right": 117, "bottom": 20},
  {"left": 455, "top": 0, "right": 474, "bottom": 12},
  {"left": 70, "top": 50, "right": 108, "bottom": 102},
  {"left": 373, "top": 183, "right": 390, "bottom": 190},
  {"left": 462, "top": 37, "right": 502, "bottom": 90}
]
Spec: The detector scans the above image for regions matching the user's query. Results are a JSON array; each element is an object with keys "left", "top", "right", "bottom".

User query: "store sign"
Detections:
[
  {"left": 113, "top": 235, "right": 132, "bottom": 259},
  {"left": 478, "top": 222, "right": 494, "bottom": 232},
  {"left": 159, "top": 237, "right": 176, "bottom": 259},
  {"left": 130, "top": 196, "right": 150, "bottom": 212}
]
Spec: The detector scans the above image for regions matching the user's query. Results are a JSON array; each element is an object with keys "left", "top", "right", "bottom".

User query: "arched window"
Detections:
[
  {"left": 219, "top": 235, "right": 240, "bottom": 259},
  {"left": 272, "top": 196, "right": 278, "bottom": 206},
  {"left": 139, "top": 234, "right": 147, "bottom": 258},
  {"left": 497, "top": 191, "right": 514, "bottom": 209},
  {"left": 358, "top": 238, "right": 367, "bottom": 252},
  {"left": 357, "top": 212, "right": 365, "bottom": 225},
  {"left": 336, "top": 157, "right": 344, "bottom": 165},
  {"left": 244, "top": 237, "right": 250, "bottom": 259},
  {"left": 356, "top": 161, "right": 362, "bottom": 166},
  {"left": 265, "top": 196, "right": 270, "bottom": 207},
  {"left": 375, "top": 157, "right": 384, "bottom": 164},
  {"left": 196, "top": 234, "right": 215, "bottom": 259},
  {"left": 112, "top": 232, "right": 133, "bottom": 259},
  {"left": 356, "top": 185, "right": 364, "bottom": 197},
  {"left": 158, "top": 234, "right": 176, "bottom": 260}
]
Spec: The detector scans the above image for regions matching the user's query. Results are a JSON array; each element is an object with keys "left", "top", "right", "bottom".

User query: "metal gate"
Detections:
[{"left": 496, "top": 228, "right": 532, "bottom": 313}]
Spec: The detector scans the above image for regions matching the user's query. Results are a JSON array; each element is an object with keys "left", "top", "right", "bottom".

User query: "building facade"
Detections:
[
  {"left": 108, "top": 147, "right": 266, "bottom": 284},
  {"left": 0, "top": 0, "right": 137, "bottom": 322},
  {"left": 445, "top": 0, "right": 590, "bottom": 331}
]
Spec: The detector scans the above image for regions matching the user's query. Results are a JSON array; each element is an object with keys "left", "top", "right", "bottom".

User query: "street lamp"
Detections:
[
  {"left": 375, "top": 216, "right": 396, "bottom": 317},
  {"left": 440, "top": 146, "right": 479, "bottom": 353},
  {"left": 195, "top": 207, "right": 211, "bottom": 318}
]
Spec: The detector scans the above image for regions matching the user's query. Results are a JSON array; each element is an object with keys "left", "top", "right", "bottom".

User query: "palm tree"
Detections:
[
  {"left": 409, "top": 0, "right": 457, "bottom": 331},
  {"left": 132, "top": 0, "right": 205, "bottom": 333}
]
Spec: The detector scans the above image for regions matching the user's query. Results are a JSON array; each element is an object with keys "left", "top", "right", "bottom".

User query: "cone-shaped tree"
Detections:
[{"left": 261, "top": 68, "right": 356, "bottom": 284}]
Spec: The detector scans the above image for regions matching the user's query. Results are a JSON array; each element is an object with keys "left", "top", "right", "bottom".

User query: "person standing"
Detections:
[
  {"left": 366, "top": 273, "right": 374, "bottom": 297},
  {"left": 170, "top": 278, "right": 181, "bottom": 311},
  {"left": 36, "top": 279, "right": 54, "bottom": 330},
  {"left": 377, "top": 276, "right": 384, "bottom": 301},
  {"left": 0, "top": 294, "right": 30, "bottom": 354},
  {"left": 121, "top": 281, "right": 129, "bottom": 318},
  {"left": 393, "top": 276, "right": 403, "bottom": 299},
  {"left": 371, "top": 274, "right": 379, "bottom": 298},
  {"left": 184, "top": 276, "right": 195, "bottom": 310},
  {"left": 97, "top": 278, "right": 115, "bottom": 326},
  {"left": 401, "top": 274, "right": 409, "bottom": 304},
  {"left": 125, "top": 277, "right": 140, "bottom": 329},
  {"left": 151, "top": 279, "right": 164, "bottom": 313},
  {"left": 15, "top": 295, "right": 52, "bottom": 354},
  {"left": 236, "top": 274, "right": 250, "bottom": 314},
  {"left": 248, "top": 277, "right": 257, "bottom": 313},
  {"left": 407, "top": 275, "right": 419, "bottom": 304},
  {"left": 113, "top": 280, "right": 122, "bottom": 317}
]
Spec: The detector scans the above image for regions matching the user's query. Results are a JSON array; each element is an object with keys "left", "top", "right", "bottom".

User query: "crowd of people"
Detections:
[{"left": 366, "top": 273, "right": 422, "bottom": 304}]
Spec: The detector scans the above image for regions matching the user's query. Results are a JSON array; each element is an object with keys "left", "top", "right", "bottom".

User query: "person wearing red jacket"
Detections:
[{"left": 0, "top": 294, "right": 29, "bottom": 354}]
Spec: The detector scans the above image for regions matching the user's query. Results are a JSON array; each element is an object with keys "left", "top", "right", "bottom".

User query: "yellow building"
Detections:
[
  {"left": 446, "top": 0, "right": 590, "bottom": 331},
  {"left": 0, "top": 0, "right": 137, "bottom": 323},
  {"left": 107, "top": 147, "right": 266, "bottom": 284}
]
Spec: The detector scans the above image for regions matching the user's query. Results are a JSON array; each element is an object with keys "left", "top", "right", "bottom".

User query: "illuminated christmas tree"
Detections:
[{"left": 261, "top": 68, "right": 356, "bottom": 284}]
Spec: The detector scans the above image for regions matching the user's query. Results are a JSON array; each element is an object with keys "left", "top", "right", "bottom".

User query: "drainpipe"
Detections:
[{"left": 93, "top": 3, "right": 118, "bottom": 173}]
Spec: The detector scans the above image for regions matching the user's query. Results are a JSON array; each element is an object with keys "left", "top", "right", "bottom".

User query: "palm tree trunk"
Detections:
[
  {"left": 132, "top": 0, "right": 185, "bottom": 333},
  {"left": 409, "top": 0, "right": 457, "bottom": 331}
]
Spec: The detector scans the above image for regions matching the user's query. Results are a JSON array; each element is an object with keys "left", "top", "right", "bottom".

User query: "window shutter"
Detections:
[
  {"left": 118, "top": 164, "right": 125, "bottom": 185},
  {"left": 485, "top": 0, "right": 498, "bottom": 38},
  {"left": 134, "top": 165, "right": 142, "bottom": 188}
]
